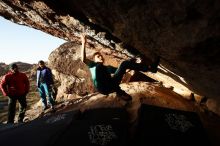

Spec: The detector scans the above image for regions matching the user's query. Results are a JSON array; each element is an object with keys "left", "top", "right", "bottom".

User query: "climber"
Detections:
[{"left": 80, "top": 34, "right": 160, "bottom": 101}]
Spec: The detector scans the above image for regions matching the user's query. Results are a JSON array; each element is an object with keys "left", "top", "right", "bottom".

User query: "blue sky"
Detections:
[{"left": 0, "top": 17, "right": 66, "bottom": 64}]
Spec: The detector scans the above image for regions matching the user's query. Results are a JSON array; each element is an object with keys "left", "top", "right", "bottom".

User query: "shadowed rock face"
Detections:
[{"left": 0, "top": 0, "right": 220, "bottom": 114}]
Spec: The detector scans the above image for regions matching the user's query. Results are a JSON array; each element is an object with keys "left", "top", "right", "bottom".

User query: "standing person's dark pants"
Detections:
[{"left": 7, "top": 95, "right": 27, "bottom": 123}]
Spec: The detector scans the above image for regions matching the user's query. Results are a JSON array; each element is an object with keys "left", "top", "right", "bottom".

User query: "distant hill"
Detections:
[
  {"left": 0, "top": 63, "right": 7, "bottom": 76},
  {"left": 0, "top": 62, "right": 33, "bottom": 76},
  {"left": 13, "top": 62, "right": 33, "bottom": 73}
]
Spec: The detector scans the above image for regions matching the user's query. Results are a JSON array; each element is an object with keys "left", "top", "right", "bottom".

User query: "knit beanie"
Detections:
[{"left": 9, "top": 63, "right": 18, "bottom": 69}]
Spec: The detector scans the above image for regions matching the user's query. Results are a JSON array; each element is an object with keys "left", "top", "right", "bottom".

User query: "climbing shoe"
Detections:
[{"left": 150, "top": 56, "right": 160, "bottom": 73}]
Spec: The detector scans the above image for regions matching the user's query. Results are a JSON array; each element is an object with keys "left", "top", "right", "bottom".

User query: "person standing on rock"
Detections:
[
  {"left": 0, "top": 63, "right": 30, "bottom": 123},
  {"left": 36, "top": 60, "right": 55, "bottom": 110},
  {"left": 80, "top": 34, "right": 160, "bottom": 101}
]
